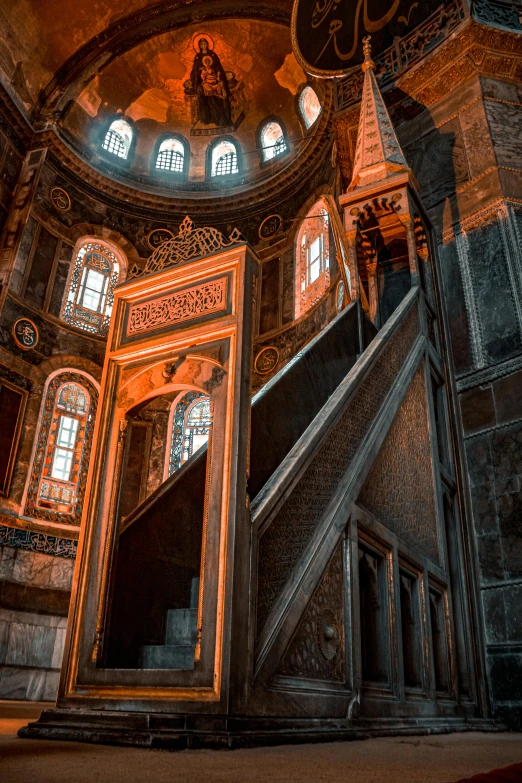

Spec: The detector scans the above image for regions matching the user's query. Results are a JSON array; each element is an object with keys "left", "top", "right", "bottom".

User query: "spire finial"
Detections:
[{"left": 361, "top": 36, "right": 375, "bottom": 72}]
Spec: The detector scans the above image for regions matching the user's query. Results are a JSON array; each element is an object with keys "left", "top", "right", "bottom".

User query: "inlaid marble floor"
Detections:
[{"left": 1, "top": 701, "right": 521, "bottom": 783}]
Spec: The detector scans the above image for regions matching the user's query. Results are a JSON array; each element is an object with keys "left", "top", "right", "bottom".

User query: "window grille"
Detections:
[
  {"left": 102, "top": 130, "right": 127, "bottom": 158},
  {"left": 295, "top": 201, "right": 330, "bottom": 318},
  {"left": 168, "top": 392, "right": 213, "bottom": 476},
  {"left": 261, "top": 121, "right": 287, "bottom": 161},
  {"left": 215, "top": 151, "right": 238, "bottom": 176},
  {"left": 156, "top": 149, "right": 184, "bottom": 172},
  {"left": 62, "top": 241, "right": 121, "bottom": 336}
]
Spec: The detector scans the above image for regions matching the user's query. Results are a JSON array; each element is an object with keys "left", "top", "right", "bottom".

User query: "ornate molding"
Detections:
[
  {"left": 472, "top": 0, "right": 522, "bottom": 33},
  {"left": 440, "top": 198, "right": 505, "bottom": 243},
  {"left": 456, "top": 351, "right": 522, "bottom": 390},
  {"left": 127, "top": 278, "right": 228, "bottom": 335},
  {"left": 129, "top": 217, "right": 243, "bottom": 279}
]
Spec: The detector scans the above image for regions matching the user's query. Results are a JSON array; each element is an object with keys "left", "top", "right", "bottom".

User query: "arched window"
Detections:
[
  {"left": 24, "top": 372, "right": 98, "bottom": 525},
  {"left": 209, "top": 139, "right": 240, "bottom": 178},
  {"left": 168, "top": 391, "right": 213, "bottom": 476},
  {"left": 295, "top": 199, "right": 331, "bottom": 318},
  {"left": 155, "top": 136, "right": 187, "bottom": 174},
  {"left": 260, "top": 120, "right": 288, "bottom": 162},
  {"left": 102, "top": 118, "right": 133, "bottom": 159},
  {"left": 299, "top": 85, "right": 322, "bottom": 129},
  {"left": 62, "top": 240, "right": 122, "bottom": 336}
]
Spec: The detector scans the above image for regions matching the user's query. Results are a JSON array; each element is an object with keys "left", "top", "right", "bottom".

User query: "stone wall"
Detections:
[{"left": 0, "top": 531, "right": 76, "bottom": 700}]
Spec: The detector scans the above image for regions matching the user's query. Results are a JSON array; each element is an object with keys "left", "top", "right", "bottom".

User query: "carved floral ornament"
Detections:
[{"left": 129, "top": 216, "right": 244, "bottom": 278}]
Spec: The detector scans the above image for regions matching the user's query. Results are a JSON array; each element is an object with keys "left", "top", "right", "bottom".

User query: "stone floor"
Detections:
[{"left": 1, "top": 702, "right": 521, "bottom": 782}]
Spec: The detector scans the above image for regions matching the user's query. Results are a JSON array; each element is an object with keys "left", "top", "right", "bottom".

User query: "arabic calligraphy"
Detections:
[{"left": 293, "top": 0, "right": 440, "bottom": 75}]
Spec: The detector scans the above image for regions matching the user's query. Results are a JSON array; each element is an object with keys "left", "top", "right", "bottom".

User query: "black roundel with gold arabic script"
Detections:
[{"left": 291, "top": 0, "right": 444, "bottom": 76}]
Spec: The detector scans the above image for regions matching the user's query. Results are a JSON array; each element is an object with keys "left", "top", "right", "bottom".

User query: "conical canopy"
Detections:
[{"left": 349, "top": 37, "right": 409, "bottom": 191}]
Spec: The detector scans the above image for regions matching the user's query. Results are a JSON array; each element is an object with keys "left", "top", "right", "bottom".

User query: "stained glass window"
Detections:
[
  {"left": 62, "top": 241, "right": 121, "bottom": 336},
  {"left": 168, "top": 392, "right": 213, "bottom": 476},
  {"left": 181, "top": 398, "right": 213, "bottom": 464},
  {"left": 156, "top": 137, "right": 185, "bottom": 173},
  {"left": 299, "top": 86, "right": 322, "bottom": 129},
  {"left": 210, "top": 139, "right": 239, "bottom": 177},
  {"left": 295, "top": 200, "right": 330, "bottom": 318},
  {"left": 102, "top": 118, "right": 133, "bottom": 159},
  {"left": 24, "top": 375, "right": 97, "bottom": 524},
  {"left": 260, "top": 121, "right": 288, "bottom": 161}
]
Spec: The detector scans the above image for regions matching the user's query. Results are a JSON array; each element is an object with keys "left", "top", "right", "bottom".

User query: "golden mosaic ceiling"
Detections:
[{"left": 0, "top": 0, "right": 294, "bottom": 113}]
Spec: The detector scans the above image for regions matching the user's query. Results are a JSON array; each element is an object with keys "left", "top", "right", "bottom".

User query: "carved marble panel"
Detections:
[
  {"left": 359, "top": 366, "right": 440, "bottom": 563},
  {"left": 256, "top": 305, "right": 419, "bottom": 634},
  {"left": 127, "top": 277, "right": 228, "bottom": 336},
  {"left": 484, "top": 100, "right": 522, "bottom": 169},
  {"left": 277, "top": 542, "right": 345, "bottom": 682}
]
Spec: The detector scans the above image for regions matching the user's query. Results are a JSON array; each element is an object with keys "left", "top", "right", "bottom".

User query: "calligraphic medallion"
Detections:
[
  {"left": 291, "top": 0, "right": 442, "bottom": 76},
  {"left": 50, "top": 187, "right": 71, "bottom": 212},
  {"left": 254, "top": 346, "right": 279, "bottom": 375},
  {"left": 258, "top": 214, "right": 283, "bottom": 241},
  {"left": 147, "top": 228, "right": 175, "bottom": 250},
  {"left": 13, "top": 318, "right": 39, "bottom": 350}
]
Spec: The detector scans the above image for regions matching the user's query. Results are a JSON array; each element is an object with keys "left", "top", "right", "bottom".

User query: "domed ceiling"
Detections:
[
  {"left": 0, "top": 0, "right": 159, "bottom": 109},
  {"left": 64, "top": 20, "right": 312, "bottom": 179}
]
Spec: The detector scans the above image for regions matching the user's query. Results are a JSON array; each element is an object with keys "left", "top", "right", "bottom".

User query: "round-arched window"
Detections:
[
  {"left": 167, "top": 392, "right": 213, "bottom": 476},
  {"left": 155, "top": 137, "right": 186, "bottom": 173},
  {"left": 62, "top": 240, "right": 123, "bottom": 336},
  {"left": 260, "top": 120, "right": 287, "bottom": 162},
  {"left": 102, "top": 118, "right": 133, "bottom": 159},
  {"left": 24, "top": 372, "right": 98, "bottom": 525},
  {"left": 210, "top": 139, "right": 240, "bottom": 177},
  {"left": 299, "top": 86, "right": 322, "bottom": 129}
]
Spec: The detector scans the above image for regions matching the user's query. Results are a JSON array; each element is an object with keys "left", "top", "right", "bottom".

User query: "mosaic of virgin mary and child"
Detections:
[{"left": 184, "top": 35, "right": 244, "bottom": 132}]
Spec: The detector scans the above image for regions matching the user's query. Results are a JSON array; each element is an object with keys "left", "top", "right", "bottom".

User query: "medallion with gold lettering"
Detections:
[
  {"left": 13, "top": 318, "right": 39, "bottom": 350},
  {"left": 258, "top": 214, "right": 283, "bottom": 241},
  {"left": 292, "top": 0, "right": 441, "bottom": 76},
  {"left": 50, "top": 187, "right": 71, "bottom": 212},
  {"left": 254, "top": 346, "right": 279, "bottom": 375},
  {"left": 147, "top": 228, "right": 175, "bottom": 250}
]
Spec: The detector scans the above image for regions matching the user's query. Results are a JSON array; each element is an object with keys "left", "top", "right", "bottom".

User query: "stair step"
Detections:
[
  {"left": 165, "top": 607, "right": 198, "bottom": 646},
  {"left": 141, "top": 644, "right": 195, "bottom": 670}
]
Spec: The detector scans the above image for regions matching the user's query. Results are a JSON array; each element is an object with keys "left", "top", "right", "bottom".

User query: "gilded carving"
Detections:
[
  {"left": 127, "top": 277, "right": 228, "bottom": 336},
  {"left": 130, "top": 217, "right": 244, "bottom": 278}
]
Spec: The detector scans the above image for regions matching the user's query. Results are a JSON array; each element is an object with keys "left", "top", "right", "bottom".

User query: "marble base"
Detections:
[{"left": 18, "top": 708, "right": 495, "bottom": 750}]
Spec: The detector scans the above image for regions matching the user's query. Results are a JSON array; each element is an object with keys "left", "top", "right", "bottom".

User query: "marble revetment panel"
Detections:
[{"left": 359, "top": 367, "right": 440, "bottom": 563}]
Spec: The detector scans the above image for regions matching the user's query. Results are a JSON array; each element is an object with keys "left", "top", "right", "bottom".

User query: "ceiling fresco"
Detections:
[{"left": 64, "top": 20, "right": 311, "bottom": 183}]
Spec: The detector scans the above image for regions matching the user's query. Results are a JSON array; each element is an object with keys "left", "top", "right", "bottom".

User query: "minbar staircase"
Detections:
[{"left": 105, "top": 296, "right": 375, "bottom": 670}]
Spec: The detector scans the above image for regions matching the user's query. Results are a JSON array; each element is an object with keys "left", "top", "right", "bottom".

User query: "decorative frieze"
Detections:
[
  {"left": 472, "top": 0, "right": 522, "bottom": 32},
  {"left": 127, "top": 277, "right": 228, "bottom": 336},
  {"left": 0, "top": 523, "right": 77, "bottom": 558}
]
